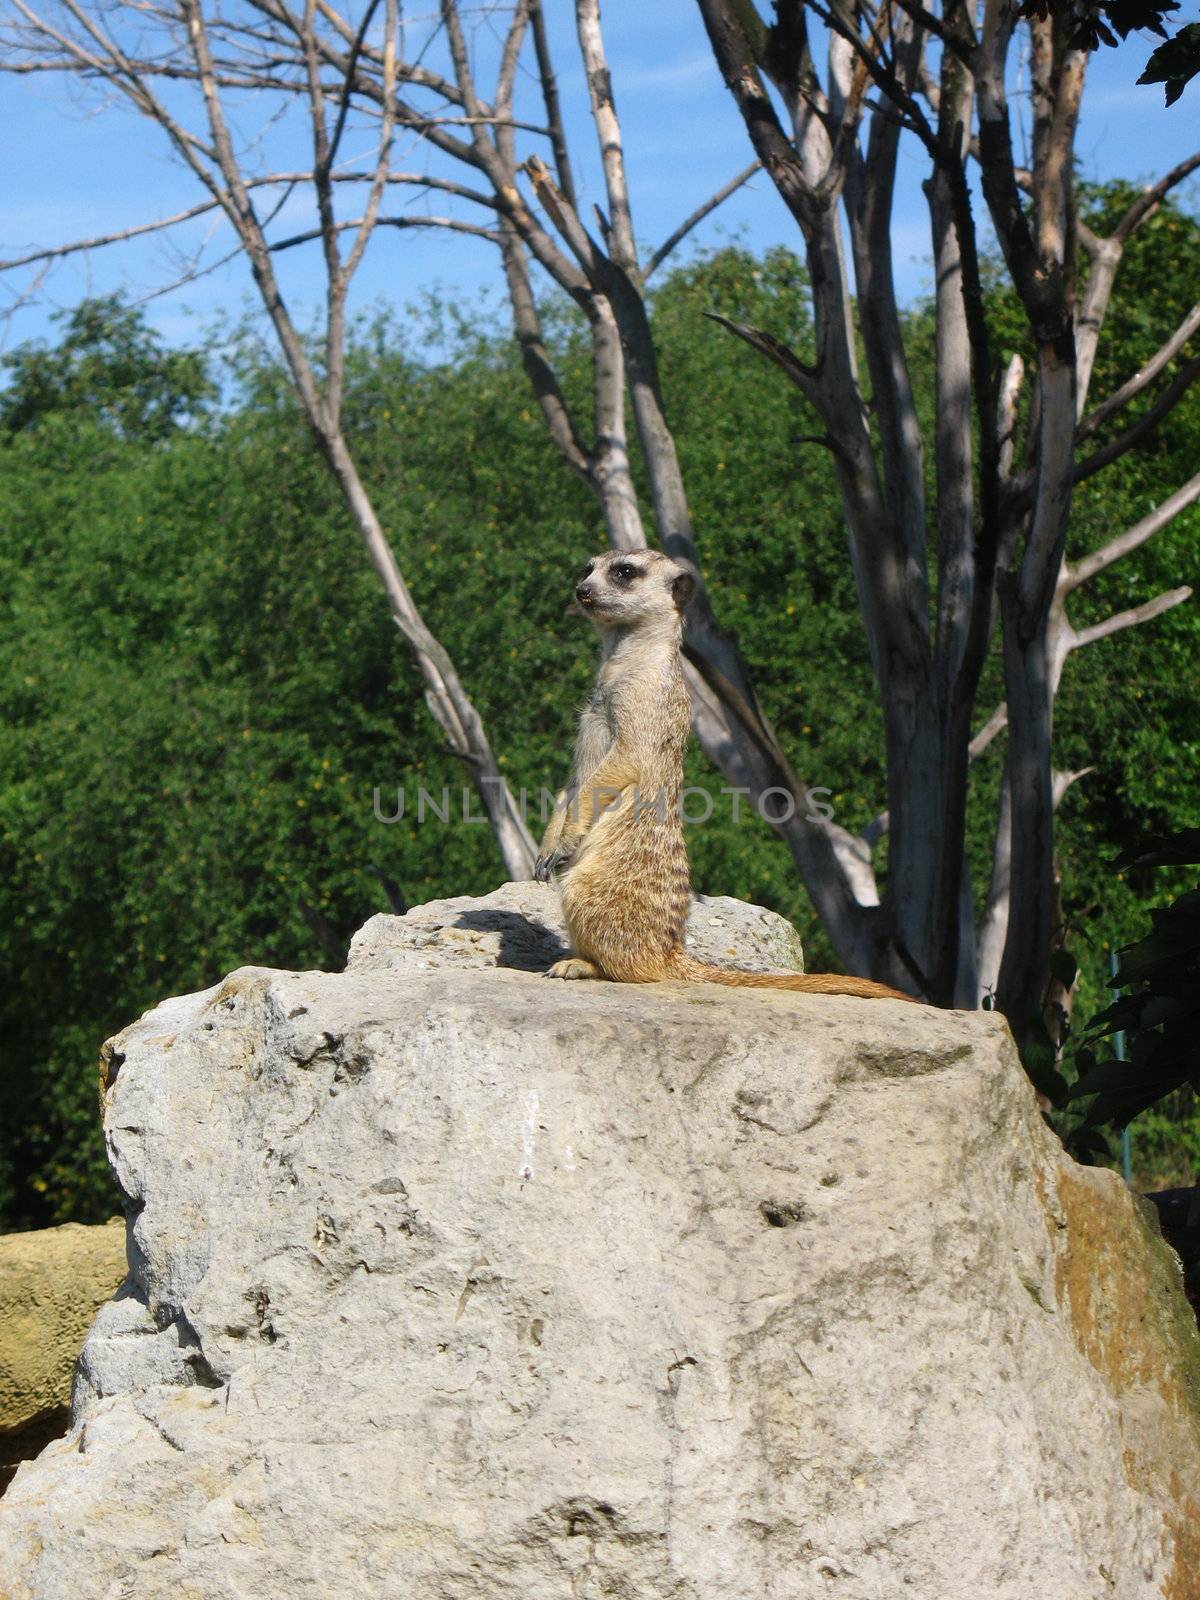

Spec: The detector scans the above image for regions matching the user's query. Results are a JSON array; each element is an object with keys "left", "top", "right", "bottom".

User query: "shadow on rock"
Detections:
[{"left": 451, "top": 908, "right": 569, "bottom": 973}]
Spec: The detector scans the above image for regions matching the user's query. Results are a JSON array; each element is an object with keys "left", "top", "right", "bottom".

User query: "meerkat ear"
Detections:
[{"left": 671, "top": 571, "right": 696, "bottom": 611}]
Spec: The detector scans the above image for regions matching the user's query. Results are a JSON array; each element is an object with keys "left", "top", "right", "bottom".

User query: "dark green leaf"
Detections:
[
  {"left": 1049, "top": 948, "right": 1079, "bottom": 990},
  {"left": 1137, "top": 23, "right": 1200, "bottom": 106}
]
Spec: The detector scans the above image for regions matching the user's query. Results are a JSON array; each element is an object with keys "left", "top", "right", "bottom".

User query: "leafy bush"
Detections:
[{"left": 1071, "top": 830, "right": 1200, "bottom": 1144}]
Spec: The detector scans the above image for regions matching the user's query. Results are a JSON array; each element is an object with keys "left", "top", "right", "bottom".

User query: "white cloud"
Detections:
[{"left": 615, "top": 54, "right": 716, "bottom": 91}]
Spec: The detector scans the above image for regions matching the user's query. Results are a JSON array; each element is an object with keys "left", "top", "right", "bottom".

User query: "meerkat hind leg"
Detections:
[{"left": 544, "top": 957, "right": 604, "bottom": 980}]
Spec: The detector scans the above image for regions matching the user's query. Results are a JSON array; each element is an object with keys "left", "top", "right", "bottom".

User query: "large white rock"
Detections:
[{"left": 2, "top": 885, "right": 1198, "bottom": 1599}]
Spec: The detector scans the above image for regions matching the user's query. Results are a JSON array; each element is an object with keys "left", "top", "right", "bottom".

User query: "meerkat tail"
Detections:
[{"left": 666, "top": 951, "right": 915, "bottom": 1002}]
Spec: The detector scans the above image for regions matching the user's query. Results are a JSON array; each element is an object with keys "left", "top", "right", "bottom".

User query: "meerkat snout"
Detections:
[{"left": 568, "top": 549, "right": 696, "bottom": 630}]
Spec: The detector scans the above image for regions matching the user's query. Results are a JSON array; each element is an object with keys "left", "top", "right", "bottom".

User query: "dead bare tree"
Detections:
[
  {"left": 3, "top": 0, "right": 1197, "bottom": 1036},
  {"left": 691, "top": 0, "right": 1199, "bottom": 1035},
  {"left": 305, "top": 0, "right": 892, "bottom": 973},
  {"left": 0, "top": 0, "right": 535, "bottom": 877}
]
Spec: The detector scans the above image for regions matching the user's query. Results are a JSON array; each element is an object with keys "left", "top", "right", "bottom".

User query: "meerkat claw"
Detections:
[{"left": 535, "top": 847, "right": 575, "bottom": 883}]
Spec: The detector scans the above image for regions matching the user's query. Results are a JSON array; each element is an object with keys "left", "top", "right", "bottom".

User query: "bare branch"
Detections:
[
  {"left": 521, "top": 153, "right": 605, "bottom": 280},
  {"left": 975, "top": 772, "right": 1011, "bottom": 1002},
  {"left": 1069, "top": 586, "right": 1193, "bottom": 651},
  {"left": 440, "top": 0, "right": 485, "bottom": 127},
  {"left": 312, "top": 0, "right": 462, "bottom": 105},
  {"left": 587, "top": 297, "right": 647, "bottom": 549},
  {"left": 1112, "top": 150, "right": 1200, "bottom": 244},
  {"left": 493, "top": 0, "right": 529, "bottom": 168},
  {"left": 818, "top": 27, "right": 873, "bottom": 205},
  {"left": 0, "top": 197, "right": 225, "bottom": 270},
  {"left": 644, "top": 161, "right": 761, "bottom": 280},
  {"left": 8, "top": 0, "right": 216, "bottom": 166},
  {"left": 702, "top": 311, "right": 823, "bottom": 409},
  {"left": 575, "top": 0, "right": 637, "bottom": 273},
  {"left": 970, "top": 137, "right": 1051, "bottom": 214},
  {"left": 1078, "top": 303, "right": 1200, "bottom": 442},
  {"left": 1074, "top": 153, "right": 1200, "bottom": 408},
  {"left": 696, "top": 0, "right": 825, "bottom": 235},
  {"left": 809, "top": 0, "right": 941, "bottom": 161},
  {"left": 296, "top": 0, "right": 346, "bottom": 421},
  {"left": 340, "top": 0, "right": 396, "bottom": 284},
  {"left": 974, "top": 8, "right": 1057, "bottom": 335},
  {"left": 1075, "top": 217, "right": 1103, "bottom": 257},
  {"left": 399, "top": 112, "right": 552, "bottom": 133},
  {"left": 892, "top": 0, "right": 976, "bottom": 56},
  {"left": 528, "top": 0, "right": 576, "bottom": 208},
  {"left": 270, "top": 214, "right": 502, "bottom": 251},
  {"left": 324, "top": 0, "right": 381, "bottom": 172},
  {"left": 496, "top": 224, "right": 591, "bottom": 484},
  {"left": 1075, "top": 234, "right": 1143, "bottom": 416},
  {"left": 134, "top": 178, "right": 298, "bottom": 306},
  {"left": 0, "top": 168, "right": 509, "bottom": 281},
  {"left": 844, "top": 5, "right": 926, "bottom": 575},
  {"left": 1029, "top": 17, "right": 1085, "bottom": 274},
  {"left": 969, "top": 701, "right": 1009, "bottom": 759},
  {"left": 1052, "top": 766, "right": 1093, "bottom": 807},
  {"left": 285, "top": 0, "right": 482, "bottom": 170},
  {"left": 996, "top": 352, "right": 1025, "bottom": 483},
  {"left": 1064, "top": 471, "right": 1200, "bottom": 594},
  {"left": 1074, "top": 354, "right": 1200, "bottom": 486},
  {"left": 826, "top": 823, "right": 881, "bottom": 907},
  {"left": 377, "top": 172, "right": 500, "bottom": 209}
]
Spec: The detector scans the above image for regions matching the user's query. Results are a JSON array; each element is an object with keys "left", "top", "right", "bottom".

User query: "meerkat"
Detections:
[{"left": 534, "top": 549, "right": 914, "bottom": 1002}]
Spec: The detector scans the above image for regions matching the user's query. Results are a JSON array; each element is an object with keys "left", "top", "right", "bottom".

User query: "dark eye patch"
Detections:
[{"left": 612, "top": 563, "right": 643, "bottom": 584}]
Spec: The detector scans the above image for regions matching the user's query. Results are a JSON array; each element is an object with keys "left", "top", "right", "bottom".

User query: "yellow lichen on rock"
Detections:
[
  {"left": 1054, "top": 1163, "right": 1200, "bottom": 1600},
  {"left": 0, "top": 1219, "right": 127, "bottom": 1492}
]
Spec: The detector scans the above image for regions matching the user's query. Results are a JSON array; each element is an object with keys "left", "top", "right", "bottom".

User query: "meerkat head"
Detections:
[{"left": 572, "top": 549, "right": 696, "bottom": 630}]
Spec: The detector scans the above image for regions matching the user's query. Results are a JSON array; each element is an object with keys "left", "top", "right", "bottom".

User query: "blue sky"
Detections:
[{"left": 2, "top": 4, "right": 1198, "bottom": 355}]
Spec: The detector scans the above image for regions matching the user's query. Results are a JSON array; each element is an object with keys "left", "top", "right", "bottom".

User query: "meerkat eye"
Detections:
[{"left": 613, "top": 563, "right": 641, "bottom": 584}]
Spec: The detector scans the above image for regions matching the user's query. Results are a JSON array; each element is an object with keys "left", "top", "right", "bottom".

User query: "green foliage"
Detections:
[
  {"left": 0, "top": 292, "right": 606, "bottom": 1227},
  {"left": 0, "top": 189, "right": 1197, "bottom": 1224},
  {"left": 1, "top": 296, "right": 214, "bottom": 440},
  {"left": 1139, "top": 21, "right": 1200, "bottom": 106},
  {"left": 1069, "top": 830, "right": 1200, "bottom": 1134}
]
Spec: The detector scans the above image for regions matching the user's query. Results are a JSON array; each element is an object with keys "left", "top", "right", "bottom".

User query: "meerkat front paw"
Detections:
[
  {"left": 544, "top": 957, "right": 603, "bottom": 980},
  {"left": 534, "top": 845, "right": 576, "bottom": 883}
]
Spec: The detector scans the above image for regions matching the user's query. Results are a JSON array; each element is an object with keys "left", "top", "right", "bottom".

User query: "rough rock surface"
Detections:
[
  {"left": 347, "top": 878, "right": 807, "bottom": 976},
  {"left": 0, "top": 1218, "right": 126, "bottom": 1493},
  {"left": 2, "top": 888, "right": 1199, "bottom": 1598},
  {"left": 1147, "top": 1189, "right": 1200, "bottom": 1318}
]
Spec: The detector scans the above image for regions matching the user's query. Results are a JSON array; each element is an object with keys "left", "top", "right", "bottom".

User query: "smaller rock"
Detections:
[
  {"left": 0, "top": 1219, "right": 127, "bottom": 1492},
  {"left": 348, "top": 878, "right": 805, "bottom": 976}
]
